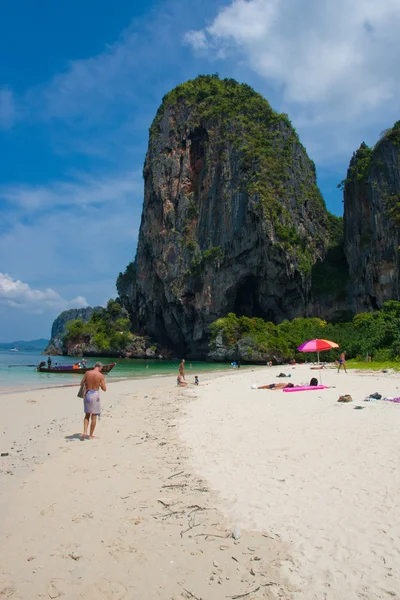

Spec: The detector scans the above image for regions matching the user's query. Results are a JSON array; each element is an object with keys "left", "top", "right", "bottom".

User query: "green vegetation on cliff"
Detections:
[
  {"left": 64, "top": 300, "right": 132, "bottom": 352},
  {"left": 150, "top": 74, "right": 333, "bottom": 276},
  {"left": 211, "top": 301, "right": 400, "bottom": 362},
  {"left": 339, "top": 121, "right": 400, "bottom": 190}
]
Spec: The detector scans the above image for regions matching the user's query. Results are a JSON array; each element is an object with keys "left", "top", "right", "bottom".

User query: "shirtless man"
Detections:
[
  {"left": 81, "top": 362, "right": 107, "bottom": 439},
  {"left": 337, "top": 351, "right": 347, "bottom": 373}
]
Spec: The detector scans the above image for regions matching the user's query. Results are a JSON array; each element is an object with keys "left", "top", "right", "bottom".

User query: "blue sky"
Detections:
[{"left": 1, "top": 0, "right": 399, "bottom": 341}]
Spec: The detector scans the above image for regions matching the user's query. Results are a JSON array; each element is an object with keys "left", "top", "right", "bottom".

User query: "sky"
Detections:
[{"left": 0, "top": 0, "right": 399, "bottom": 341}]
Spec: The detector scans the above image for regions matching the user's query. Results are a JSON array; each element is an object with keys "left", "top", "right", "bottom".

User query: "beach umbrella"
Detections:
[{"left": 297, "top": 339, "right": 339, "bottom": 383}]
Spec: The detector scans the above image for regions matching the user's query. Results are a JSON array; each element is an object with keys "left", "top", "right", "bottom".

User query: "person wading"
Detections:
[{"left": 81, "top": 362, "right": 107, "bottom": 439}]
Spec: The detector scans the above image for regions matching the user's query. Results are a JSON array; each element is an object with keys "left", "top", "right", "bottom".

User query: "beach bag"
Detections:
[
  {"left": 77, "top": 379, "right": 87, "bottom": 399},
  {"left": 369, "top": 392, "right": 382, "bottom": 400},
  {"left": 338, "top": 394, "right": 352, "bottom": 403}
]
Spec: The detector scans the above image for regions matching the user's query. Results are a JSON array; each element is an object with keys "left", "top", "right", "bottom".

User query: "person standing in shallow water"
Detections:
[
  {"left": 81, "top": 362, "right": 107, "bottom": 439},
  {"left": 337, "top": 351, "right": 347, "bottom": 373}
]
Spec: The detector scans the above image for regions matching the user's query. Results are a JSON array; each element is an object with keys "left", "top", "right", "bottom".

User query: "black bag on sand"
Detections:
[{"left": 369, "top": 392, "right": 382, "bottom": 400}]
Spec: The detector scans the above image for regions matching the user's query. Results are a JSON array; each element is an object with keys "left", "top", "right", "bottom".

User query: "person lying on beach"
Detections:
[
  {"left": 254, "top": 378, "right": 320, "bottom": 390},
  {"left": 177, "top": 374, "right": 187, "bottom": 387},
  {"left": 256, "top": 382, "right": 295, "bottom": 389}
]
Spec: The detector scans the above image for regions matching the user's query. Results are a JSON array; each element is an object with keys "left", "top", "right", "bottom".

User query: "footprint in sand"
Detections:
[
  {"left": 0, "top": 581, "right": 16, "bottom": 598},
  {"left": 46, "top": 581, "right": 61, "bottom": 599},
  {"left": 80, "top": 580, "right": 127, "bottom": 599}
]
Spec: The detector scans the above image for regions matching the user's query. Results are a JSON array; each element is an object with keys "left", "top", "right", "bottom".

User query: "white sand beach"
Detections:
[
  {"left": 0, "top": 365, "right": 399, "bottom": 599},
  {"left": 182, "top": 365, "right": 400, "bottom": 599}
]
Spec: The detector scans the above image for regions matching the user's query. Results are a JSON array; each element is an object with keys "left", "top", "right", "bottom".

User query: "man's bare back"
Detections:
[
  {"left": 81, "top": 364, "right": 107, "bottom": 440},
  {"left": 84, "top": 369, "right": 107, "bottom": 391}
]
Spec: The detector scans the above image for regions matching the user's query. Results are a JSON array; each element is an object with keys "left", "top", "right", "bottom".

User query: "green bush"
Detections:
[
  {"left": 63, "top": 299, "right": 132, "bottom": 353},
  {"left": 209, "top": 301, "right": 400, "bottom": 362}
]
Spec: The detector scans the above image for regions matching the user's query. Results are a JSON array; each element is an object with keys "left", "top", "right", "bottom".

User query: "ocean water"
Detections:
[{"left": 0, "top": 350, "right": 236, "bottom": 392}]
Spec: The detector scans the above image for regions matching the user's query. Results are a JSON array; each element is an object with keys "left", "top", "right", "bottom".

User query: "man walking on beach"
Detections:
[
  {"left": 338, "top": 351, "right": 347, "bottom": 373},
  {"left": 81, "top": 362, "right": 107, "bottom": 439}
]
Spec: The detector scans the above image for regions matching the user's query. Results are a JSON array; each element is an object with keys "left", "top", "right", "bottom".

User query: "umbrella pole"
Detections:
[{"left": 318, "top": 350, "right": 323, "bottom": 384}]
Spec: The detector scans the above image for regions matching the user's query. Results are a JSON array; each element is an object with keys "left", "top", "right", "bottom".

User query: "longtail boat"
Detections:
[{"left": 37, "top": 362, "right": 116, "bottom": 374}]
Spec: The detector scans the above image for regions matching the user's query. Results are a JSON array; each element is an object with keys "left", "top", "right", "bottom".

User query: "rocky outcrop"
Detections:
[
  {"left": 343, "top": 122, "right": 400, "bottom": 312},
  {"left": 44, "top": 307, "right": 102, "bottom": 355},
  {"left": 62, "top": 335, "right": 162, "bottom": 359},
  {"left": 120, "top": 75, "right": 336, "bottom": 357},
  {"left": 208, "top": 334, "right": 285, "bottom": 364}
]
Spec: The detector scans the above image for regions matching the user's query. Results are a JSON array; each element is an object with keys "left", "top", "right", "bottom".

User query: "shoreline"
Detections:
[
  {"left": 1, "top": 360, "right": 395, "bottom": 396},
  {"left": 0, "top": 363, "right": 260, "bottom": 395}
]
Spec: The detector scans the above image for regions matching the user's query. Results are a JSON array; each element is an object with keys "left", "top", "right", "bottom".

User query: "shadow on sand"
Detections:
[{"left": 65, "top": 433, "right": 85, "bottom": 441}]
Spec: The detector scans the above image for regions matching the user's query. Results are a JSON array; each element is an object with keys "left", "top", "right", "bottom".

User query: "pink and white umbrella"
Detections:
[
  {"left": 297, "top": 339, "right": 339, "bottom": 382},
  {"left": 297, "top": 338, "right": 339, "bottom": 360}
]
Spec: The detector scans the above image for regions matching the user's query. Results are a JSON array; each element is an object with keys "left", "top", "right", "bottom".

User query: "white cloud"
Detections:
[
  {"left": 0, "top": 172, "right": 142, "bottom": 306},
  {"left": 185, "top": 0, "right": 400, "bottom": 125},
  {"left": 0, "top": 87, "right": 17, "bottom": 129},
  {"left": 183, "top": 29, "right": 208, "bottom": 50},
  {"left": 0, "top": 170, "right": 142, "bottom": 212},
  {"left": 0, "top": 272, "right": 88, "bottom": 313},
  {"left": 39, "top": 33, "right": 138, "bottom": 122}
]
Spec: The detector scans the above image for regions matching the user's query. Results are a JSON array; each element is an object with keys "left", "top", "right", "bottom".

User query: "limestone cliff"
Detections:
[
  {"left": 120, "top": 75, "right": 336, "bottom": 356},
  {"left": 343, "top": 122, "right": 400, "bottom": 312},
  {"left": 44, "top": 306, "right": 102, "bottom": 355}
]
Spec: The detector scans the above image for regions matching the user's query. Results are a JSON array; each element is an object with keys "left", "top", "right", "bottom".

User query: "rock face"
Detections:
[
  {"left": 208, "top": 334, "right": 285, "bottom": 364},
  {"left": 120, "top": 76, "right": 336, "bottom": 357},
  {"left": 343, "top": 122, "right": 400, "bottom": 312},
  {"left": 44, "top": 307, "right": 102, "bottom": 355}
]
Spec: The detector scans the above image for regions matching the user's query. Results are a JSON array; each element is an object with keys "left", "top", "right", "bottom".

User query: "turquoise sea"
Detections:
[{"left": 0, "top": 349, "right": 236, "bottom": 392}]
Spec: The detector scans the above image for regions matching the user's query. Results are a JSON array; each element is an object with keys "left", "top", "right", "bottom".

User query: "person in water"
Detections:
[{"left": 81, "top": 362, "right": 107, "bottom": 440}]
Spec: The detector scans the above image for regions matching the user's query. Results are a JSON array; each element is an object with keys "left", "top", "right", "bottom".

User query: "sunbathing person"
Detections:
[
  {"left": 256, "top": 382, "right": 295, "bottom": 389},
  {"left": 255, "top": 378, "right": 319, "bottom": 390}
]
